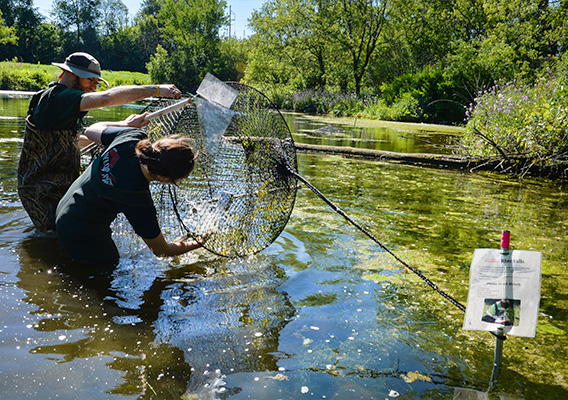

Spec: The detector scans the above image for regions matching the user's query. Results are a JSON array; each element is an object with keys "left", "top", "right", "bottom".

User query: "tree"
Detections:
[
  {"left": 136, "top": 1, "right": 165, "bottom": 66},
  {"left": 327, "top": 0, "right": 387, "bottom": 95},
  {"left": 0, "top": 0, "right": 16, "bottom": 26},
  {"left": 0, "top": 0, "right": 54, "bottom": 62},
  {"left": 99, "top": 25, "right": 146, "bottom": 71},
  {"left": 29, "top": 22, "right": 61, "bottom": 64},
  {"left": 247, "top": 0, "right": 318, "bottom": 89},
  {"left": 0, "top": 10, "right": 17, "bottom": 48},
  {"left": 247, "top": 0, "right": 387, "bottom": 94},
  {"left": 51, "top": 0, "right": 102, "bottom": 55},
  {"left": 100, "top": 0, "right": 129, "bottom": 36},
  {"left": 248, "top": 0, "right": 334, "bottom": 90},
  {"left": 146, "top": 0, "right": 227, "bottom": 92},
  {"left": 218, "top": 37, "right": 250, "bottom": 82}
]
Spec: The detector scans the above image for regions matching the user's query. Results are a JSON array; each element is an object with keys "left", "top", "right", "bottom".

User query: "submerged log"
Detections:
[
  {"left": 294, "top": 143, "right": 568, "bottom": 179},
  {"left": 294, "top": 143, "right": 500, "bottom": 171}
]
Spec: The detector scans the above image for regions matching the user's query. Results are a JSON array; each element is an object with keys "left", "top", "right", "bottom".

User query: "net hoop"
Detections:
[{"left": 141, "top": 82, "right": 298, "bottom": 258}]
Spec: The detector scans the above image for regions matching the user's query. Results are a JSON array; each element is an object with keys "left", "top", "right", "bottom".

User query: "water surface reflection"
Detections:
[
  {"left": 1, "top": 94, "right": 568, "bottom": 399},
  {"left": 14, "top": 231, "right": 295, "bottom": 398}
]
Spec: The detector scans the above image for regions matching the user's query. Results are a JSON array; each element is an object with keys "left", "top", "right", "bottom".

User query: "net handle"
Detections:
[
  {"left": 143, "top": 72, "right": 239, "bottom": 121},
  {"left": 143, "top": 97, "right": 194, "bottom": 121},
  {"left": 80, "top": 97, "right": 194, "bottom": 155}
]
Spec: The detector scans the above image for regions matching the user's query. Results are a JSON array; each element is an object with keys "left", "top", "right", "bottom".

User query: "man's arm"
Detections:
[{"left": 80, "top": 84, "right": 181, "bottom": 111}]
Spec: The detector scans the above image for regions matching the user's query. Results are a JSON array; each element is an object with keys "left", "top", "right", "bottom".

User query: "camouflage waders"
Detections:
[{"left": 17, "top": 117, "right": 81, "bottom": 232}]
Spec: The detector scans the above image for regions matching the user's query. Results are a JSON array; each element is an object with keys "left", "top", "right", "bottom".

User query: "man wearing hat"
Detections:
[{"left": 18, "top": 52, "right": 183, "bottom": 233}]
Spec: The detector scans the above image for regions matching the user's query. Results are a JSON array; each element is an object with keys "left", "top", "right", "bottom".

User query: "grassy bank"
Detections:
[{"left": 0, "top": 61, "right": 151, "bottom": 91}]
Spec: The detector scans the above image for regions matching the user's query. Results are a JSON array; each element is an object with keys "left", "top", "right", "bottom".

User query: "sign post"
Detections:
[{"left": 463, "top": 230, "right": 542, "bottom": 387}]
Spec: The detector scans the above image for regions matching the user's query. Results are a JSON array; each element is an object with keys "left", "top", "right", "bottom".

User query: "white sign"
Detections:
[{"left": 463, "top": 249, "right": 542, "bottom": 337}]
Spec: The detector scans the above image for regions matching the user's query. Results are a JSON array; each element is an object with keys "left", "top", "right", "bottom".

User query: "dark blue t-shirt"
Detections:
[
  {"left": 100, "top": 126, "right": 150, "bottom": 191},
  {"left": 56, "top": 126, "right": 162, "bottom": 264},
  {"left": 98, "top": 127, "right": 161, "bottom": 239}
]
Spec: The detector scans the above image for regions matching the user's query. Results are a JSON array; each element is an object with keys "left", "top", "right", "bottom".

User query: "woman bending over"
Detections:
[{"left": 56, "top": 113, "right": 202, "bottom": 266}]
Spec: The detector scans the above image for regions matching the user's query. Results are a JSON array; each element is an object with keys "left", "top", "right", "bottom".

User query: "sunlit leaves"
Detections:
[
  {"left": 146, "top": 0, "right": 226, "bottom": 91},
  {"left": 463, "top": 60, "right": 568, "bottom": 165},
  {"left": 0, "top": 10, "right": 17, "bottom": 46}
]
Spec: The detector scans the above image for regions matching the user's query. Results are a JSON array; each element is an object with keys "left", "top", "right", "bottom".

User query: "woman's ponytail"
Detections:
[{"left": 135, "top": 139, "right": 160, "bottom": 170}]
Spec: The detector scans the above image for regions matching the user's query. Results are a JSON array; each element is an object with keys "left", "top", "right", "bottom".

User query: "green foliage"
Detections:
[
  {"left": 245, "top": 0, "right": 566, "bottom": 125},
  {"left": 258, "top": 87, "right": 423, "bottom": 122},
  {"left": 0, "top": 62, "right": 55, "bottom": 90},
  {"left": 52, "top": 0, "right": 102, "bottom": 55},
  {"left": 1, "top": 0, "right": 567, "bottom": 131},
  {"left": 0, "top": 61, "right": 150, "bottom": 91},
  {"left": 99, "top": 25, "right": 147, "bottom": 72},
  {"left": 145, "top": 0, "right": 226, "bottom": 92},
  {"left": 146, "top": 45, "right": 172, "bottom": 86},
  {"left": 104, "top": 70, "right": 151, "bottom": 86},
  {"left": 217, "top": 38, "right": 250, "bottom": 82},
  {"left": 462, "top": 58, "right": 568, "bottom": 164},
  {"left": 379, "top": 65, "right": 465, "bottom": 124},
  {"left": 247, "top": 0, "right": 387, "bottom": 95},
  {"left": 0, "top": 9, "right": 17, "bottom": 46},
  {"left": 364, "top": 93, "right": 422, "bottom": 122}
]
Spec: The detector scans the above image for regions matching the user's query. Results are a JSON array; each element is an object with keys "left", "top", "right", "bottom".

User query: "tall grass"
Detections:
[{"left": 262, "top": 87, "right": 424, "bottom": 122}]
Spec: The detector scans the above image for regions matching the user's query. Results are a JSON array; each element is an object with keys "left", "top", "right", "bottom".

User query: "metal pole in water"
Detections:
[
  {"left": 489, "top": 229, "right": 510, "bottom": 389},
  {"left": 489, "top": 326, "right": 505, "bottom": 388}
]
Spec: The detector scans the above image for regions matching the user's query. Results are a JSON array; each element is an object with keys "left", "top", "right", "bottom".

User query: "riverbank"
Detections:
[
  {"left": 0, "top": 90, "right": 35, "bottom": 98},
  {"left": 0, "top": 90, "right": 500, "bottom": 174},
  {"left": 0, "top": 62, "right": 151, "bottom": 91},
  {"left": 7, "top": 89, "right": 558, "bottom": 178}
]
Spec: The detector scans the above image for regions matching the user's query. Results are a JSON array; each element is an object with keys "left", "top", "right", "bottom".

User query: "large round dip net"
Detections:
[
  {"left": 106, "top": 75, "right": 467, "bottom": 314},
  {"left": 113, "top": 77, "right": 298, "bottom": 258}
]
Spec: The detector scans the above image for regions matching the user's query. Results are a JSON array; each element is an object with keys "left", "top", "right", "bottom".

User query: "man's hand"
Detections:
[{"left": 157, "top": 84, "right": 182, "bottom": 99}]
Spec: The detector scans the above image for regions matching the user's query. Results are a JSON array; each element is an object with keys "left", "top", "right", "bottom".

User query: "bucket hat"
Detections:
[{"left": 53, "top": 52, "right": 109, "bottom": 85}]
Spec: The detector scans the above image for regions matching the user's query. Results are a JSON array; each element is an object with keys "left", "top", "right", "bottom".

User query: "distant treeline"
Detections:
[{"left": 1, "top": 0, "right": 567, "bottom": 127}]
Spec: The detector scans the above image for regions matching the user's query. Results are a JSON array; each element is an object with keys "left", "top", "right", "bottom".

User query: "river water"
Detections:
[{"left": 1, "top": 94, "right": 567, "bottom": 399}]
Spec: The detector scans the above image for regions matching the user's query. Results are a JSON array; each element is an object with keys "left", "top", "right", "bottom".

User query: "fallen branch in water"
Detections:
[{"left": 294, "top": 143, "right": 568, "bottom": 179}]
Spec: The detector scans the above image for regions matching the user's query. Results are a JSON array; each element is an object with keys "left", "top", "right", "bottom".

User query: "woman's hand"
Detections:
[
  {"left": 123, "top": 112, "right": 150, "bottom": 128},
  {"left": 177, "top": 231, "right": 214, "bottom": 247},
  {"left": 84, "top": 112, "right": 150, "bottom": 143},
  {"left": 144, "top": 231, "right": 203, "bottom": 257}
]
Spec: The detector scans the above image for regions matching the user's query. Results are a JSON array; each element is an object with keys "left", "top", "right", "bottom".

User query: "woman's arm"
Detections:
[
  {"left": 84, "top": 113, "right": 149, "bottom": 144},
  {"left": 143, "top": 232, "right": 205, "bottom": 257}
]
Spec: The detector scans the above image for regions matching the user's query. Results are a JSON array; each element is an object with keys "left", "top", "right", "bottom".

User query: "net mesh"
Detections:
[
  {"left": 95, "top": 81, "right": 467, "bottom": 313},
  {"left": 113, "top": 83, "right": 298, "bottom": 258}
]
